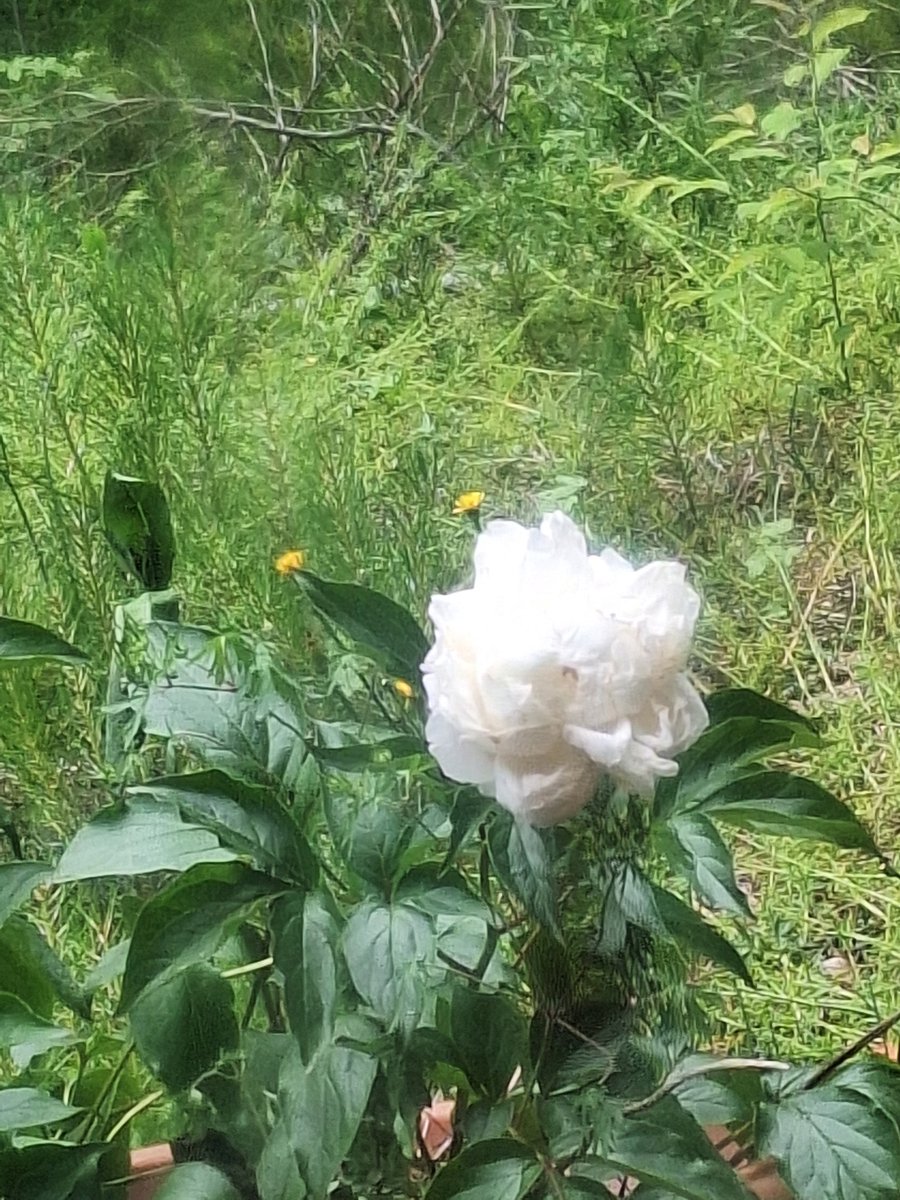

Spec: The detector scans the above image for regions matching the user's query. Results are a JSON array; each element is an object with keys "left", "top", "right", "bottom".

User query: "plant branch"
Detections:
[
  {"left": 623, "top": 1058, "right": 790, "bottom": 1116},
  {"left": 802, "top": 1007, "right": 900, "bottom": 1091}
]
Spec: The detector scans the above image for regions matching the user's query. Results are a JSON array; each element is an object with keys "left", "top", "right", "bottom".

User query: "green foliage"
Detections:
[
  {"left": 0, "top": 617, "right": 87, "bottom": 665},
  {"left": 102, "top": 472, "right": 175, "bottom": 592},
  {"left": 3, "top": 523, "right": 897, "bottom": 1198},
  {"left": 4, "top": 2, "right": 900, "bottom": 1194}
]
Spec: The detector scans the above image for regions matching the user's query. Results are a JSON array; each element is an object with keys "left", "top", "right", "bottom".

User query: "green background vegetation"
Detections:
[{"left": 3, "top": 0, "right": 900, "bottom": 1074}]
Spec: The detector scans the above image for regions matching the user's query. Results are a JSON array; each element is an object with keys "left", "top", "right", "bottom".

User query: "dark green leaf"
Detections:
[
  {"left": 272, "top": 892, "right": 340, "bottom": 1064},
  {"left": 153, "top": 1163, "right": 241, "bottom": 1200},
  {"left": 0, "top": 862, "right": 50, "bottom": 925},
  {"left": 758, "top": 1084, "right": 900, "bottom": 1200},
  {"left": 0, "top": 1142, "right": 105, "bottom": 1200},
  {"left": 131, "top": 963, "right": 239, "bottom": 1091},
  {"left": 450, "top": 987, "right": 528, "bottom": 1101},
  {"left": 310, "top": 735, "right": 425, "bottom": 771},
  {"left": 444, "top": 790, "right": 491, "bottom": 867},
  {"left": 102, "top": 471, "right": 175, "bottom": 590},
  {"left": 82, "top": 939, "right": 130, "bottom": 994},
  {"left": 342, "top": 898, "right": 433, "bottom": 1031},
  {"left": 605, "top": 1099, "right": 755, "bottom": 1199},
  {"left": 396, "top": 867, "right": 493, "bottom": 923},
  {"left": 651, "top": 886, "right": 752, "bottom": 985},
  {"left": 55, "top": 798, "right": 237, "bottom": 882},
  {"left": 829, "top": 1059, "right": 900, "bottom": 1130},
  {"left": 425, "top": 1138, "right": 542, "bottom": 1200},
  {"left": 137, "top": 623, "right": 311, "bottom": 790},
  {"left": 257, "top": 1118, "right": 307, "bottom": 1200},
  {"left": 488, "top": 813, "right": 557, "bottom": 931},
  {"left": 325, "top": 794, "right": 413, "bottom": 893},
  {"left": 294, "top": 571, "right": 429, "bottom": 677},
  {"left": 129, "top": 770, "right": 316, "bottom": 885},
  {"left": 0, "top": 616, "right": 88, "bottom": 665},
  {"left": 0, "top": 991, "right": 78, "bottom": 1068},
  {"left": 278, "top": 1039, "right": 377, "bottom": 1199},
  {"left": 0, "top": 1087, "right": 81, "bottom": 1132},
  {"left": 656, "top": 815, "right": 749, "bottom": 917},
  {"left": 673, "top": 1056, "right": 765, "bottom": 1126},
  {"left": 0, "top": 919, "right": 56, "bottom": 1017},
  {"left": 705, "top": 689, "right": 816, "bottom": 732},
  {"left": 701, "top": 772, "right": 879, "bottom": 853},
  {"left": 121, "top": 861, "right": 282, "bottom": 1009},
  {"left": 656, "top": 717, "right": 820, "bottom": 818}
]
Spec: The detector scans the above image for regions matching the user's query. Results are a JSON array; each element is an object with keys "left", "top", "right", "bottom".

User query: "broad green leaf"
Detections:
[
  {"left": 0, "top": 617, "right": 87, "bottom": 665},
  {"left": 445, "top": 790, "right": 491, "bottom": 866},
  {"left": 707, "top": 129, "right": 755, "bottom": 154},
  {"left": 604, "top": 1099, "right": 755, "bottom": 1200},
  {"left": 0, "top": 1142, "right": 106, "bottom": 1200},
  {"left": 129, "top": 770, "right": 316, "bottom": 885},
  {"left": 0, "top": 1087, "right": 81, "bottom": 1132},
  {"left": 760, "top": 101, "right": 804, "bottom": 141},
  {"left": 651, "top": 885, "right": 751, "bottom": 984},
  {"left": 55, "top": 798, "right": 237, "bottom": 882},
  {"left": 279, "top": 1039, "right": 377, "bottom": 1199},
  {"left": 154, "top": 1163, "right": 241, "bottom": 1200},
  {"left": 783, "top": 62, "right": 808, "bottom": 87},
  {"left": 137, "top": 623, "right": 310, "bottom": 789},
  {"left": 310, "top": 735, "right": 424, "bottom": 771},
  {"left": 102, "top": 471, "right": 175, "bottom": 590},
  {"left": 0, "top": 992, "right": 78, "bottom": 1068},
  {"left": 121, "top": 861, "right": 282, "bottom": 1009},
  {"left": 325, "top": 794, "right": 413, "bottom": 893},
  {"left": 342, "top": 898, "right": 433, "bottom": 1031},
  {"left": 829, "top": 1059, "right": 900, "bottom": 1129},
  {"left": 813, "top": 47, "right": 848, "bottom": 87},
  {"left": 257, "top": 1118, "right": 307, "bottom": 1200},
  {"left": 426, "top": 1138, "right": 542, "bottom": 1200},
  {"left": 0, "top": 920, "right": 56, "bottom": 1017},
  {"left": 488, "top": 814, "right": 557, "bottom": 931},
  {"left": 396, "top": 866, "right": 493, "bottom": 923},
  {"left": 0, "top": 917, "right": 89, "bottom": 1019},
  {"left": 667, "top": 179, "right": 731, "bottom": 200},
  {"left": 293, "top": 571, "right": 429, "bottom": 678},
  {"left": 705, "top": 691, "right": 813, "bottom": 732},
  {"left": 701, "top": 772, "right": 879, "bottom": 853},
  {"left": 673, "top": 1055, "right": 765, "bottom": 1127},
  {"left": 131, "top": 963, "right": 239, "bottom": 1091},
  {"left": 758, "top": 1084, "right": 899, "bottom": 1200},
  {"left": 450, "top": 987, "right": 528, "bottom": 1101},
  {"left": 811, "top": 7, "right": 871, "bottom": 50},
  {"left": 624, "top": 176, "right": 677, "bottom": 207},
  {"left": 82, "top": 939, "right": 130, "bottom": 994},
  {"left": 656, "top": 715, "right": 819, "bottom": 817},
  {"left": 0, "top": 862, "right": 50, "bottom": 925},
  {"left": 656, "top": 814, "right": 749, "bottom": 917},
  {"left": 272, "top": 892, "right": 339, "bottom": 1064}
]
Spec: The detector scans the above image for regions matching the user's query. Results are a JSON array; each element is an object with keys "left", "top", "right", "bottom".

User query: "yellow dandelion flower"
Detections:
[
  {"left": 393, "top": 678, "right": 415, "bottom": 701},
  {"left": 452, "top": 490, "right": 485, "bottom": 516},
  {"left": 274, "top": 549, "right": 306, "bottom": 575}
]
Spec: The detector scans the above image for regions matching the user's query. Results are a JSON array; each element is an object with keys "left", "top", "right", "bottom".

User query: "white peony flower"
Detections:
[{"left": 421, "top": 511, "right": 708, "bottom": 826}]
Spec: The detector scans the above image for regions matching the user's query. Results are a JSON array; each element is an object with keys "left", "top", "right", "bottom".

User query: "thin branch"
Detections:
[
  {"left": 623, "top": 1059, "right": 790, "bottom": 1117},
  {"left": 803, "top": 1007, "right": 900, "bottom": 1091},
  {"left": 246, "top": 0, "right": 288, "bottom": 173}
]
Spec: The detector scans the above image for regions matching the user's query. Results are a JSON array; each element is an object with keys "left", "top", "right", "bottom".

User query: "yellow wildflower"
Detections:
[
  {"left": 274, "top": 549, "right": 306, "bottom": 575},
  {"left": 393, "top": 678, "right": 415, "bottom": 701},
  {"left": 452, "top": 490, "right": 485, "bottom": 516}
]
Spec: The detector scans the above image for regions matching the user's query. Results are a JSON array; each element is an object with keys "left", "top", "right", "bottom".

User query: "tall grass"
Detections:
[{"left": 3, "top": 1, "right": 900, "bottom": 1066}]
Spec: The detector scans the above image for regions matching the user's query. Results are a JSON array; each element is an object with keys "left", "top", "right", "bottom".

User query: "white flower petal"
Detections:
[{"left": 421, "top": 510, "right": 706, "bottom": 825}]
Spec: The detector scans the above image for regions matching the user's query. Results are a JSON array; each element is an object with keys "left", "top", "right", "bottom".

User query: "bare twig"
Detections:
[
  {"left": 802, "top": 1007, "right": 900, "bottom": 1091},
  {"left": 622, "top": 1059, "right": 790, "bottom": 1117},
  {"left": 246, "top": 0, "right": 288, "bottom": 172}
]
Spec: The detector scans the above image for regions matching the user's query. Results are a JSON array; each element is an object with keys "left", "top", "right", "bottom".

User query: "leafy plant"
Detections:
[{"left": 2, "top": 487, "right": 899, "bottom": 1199}]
